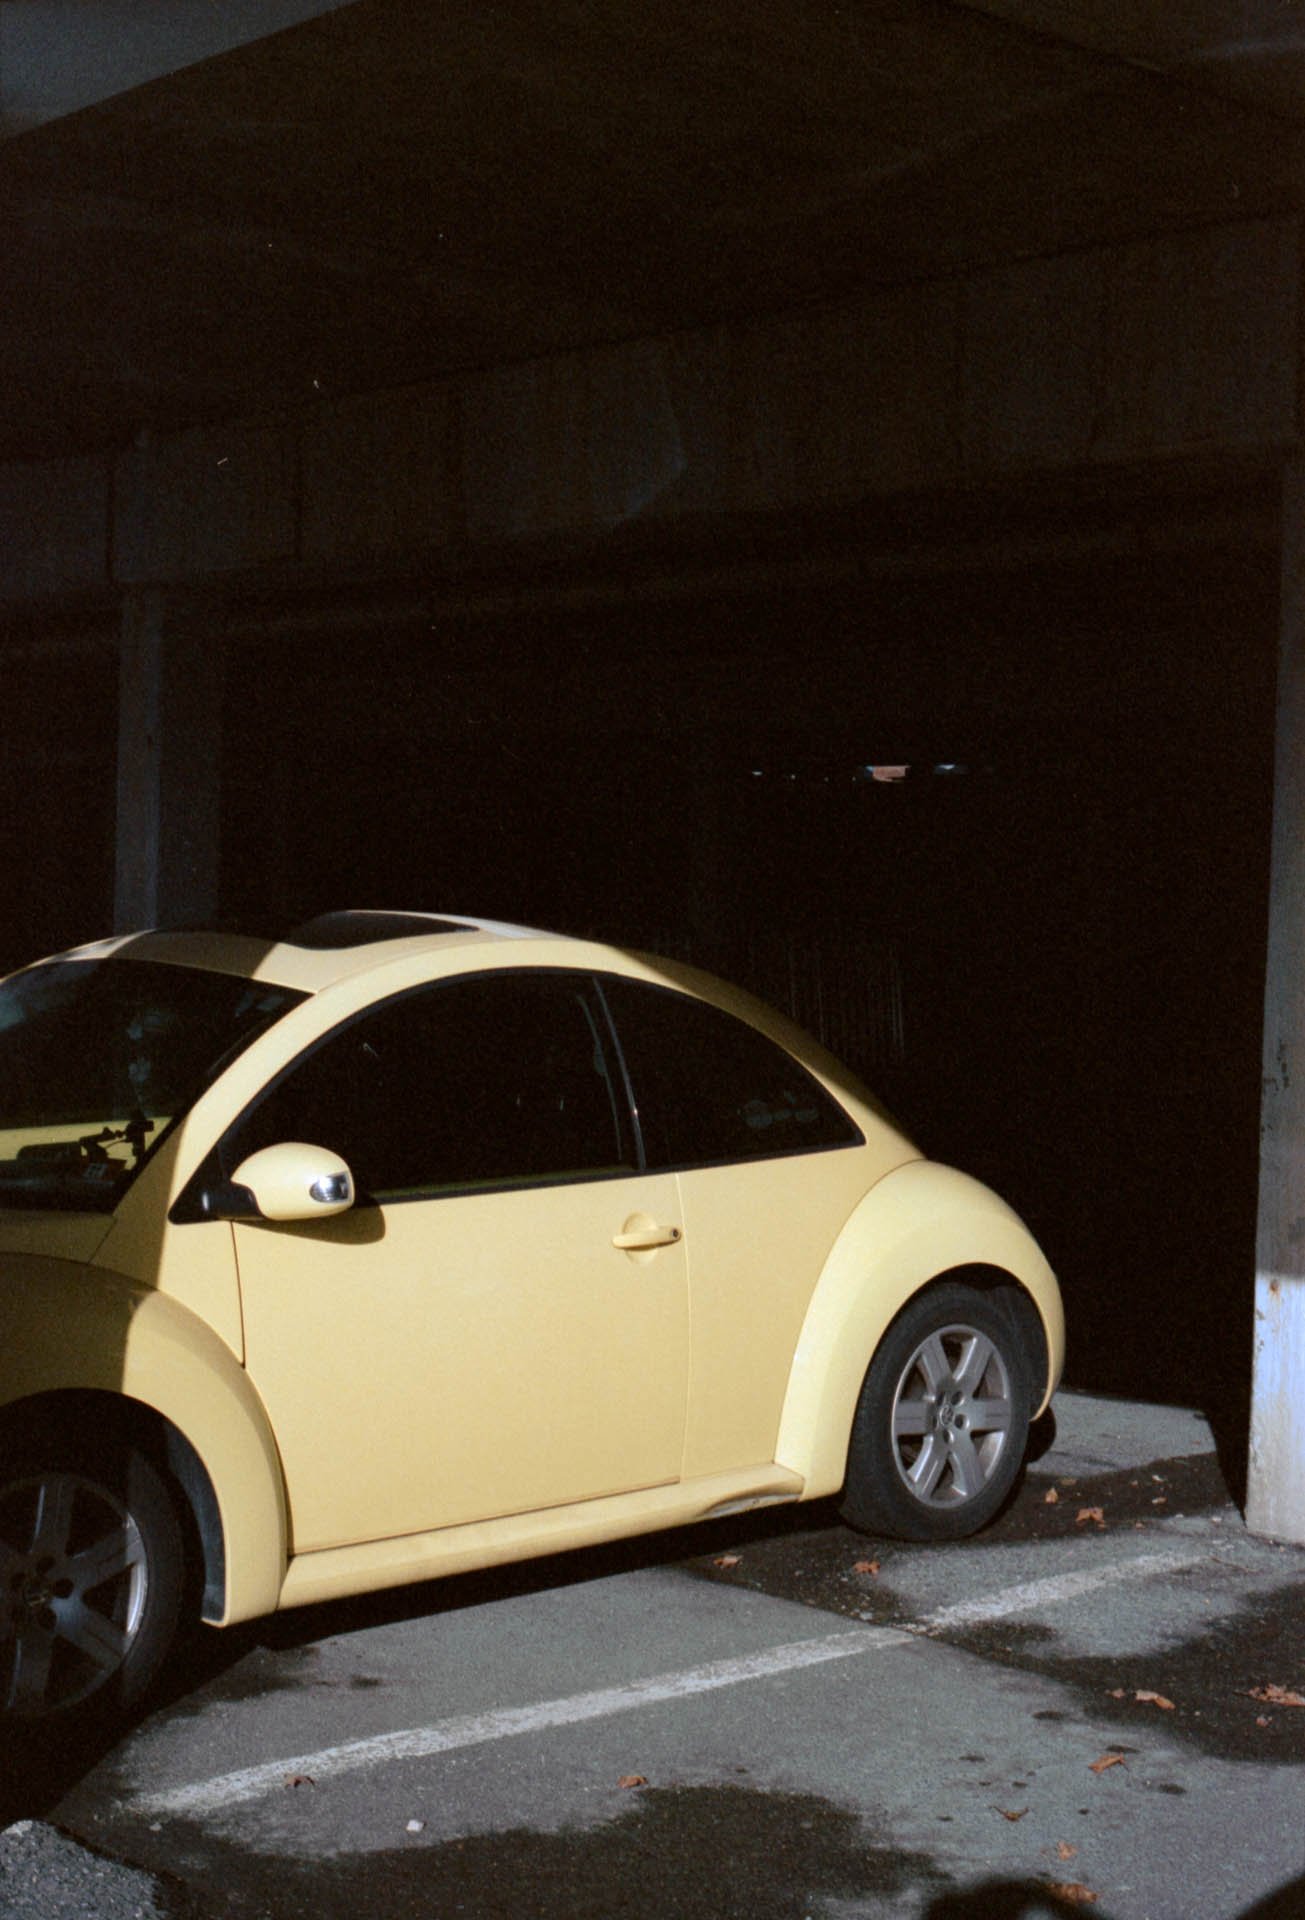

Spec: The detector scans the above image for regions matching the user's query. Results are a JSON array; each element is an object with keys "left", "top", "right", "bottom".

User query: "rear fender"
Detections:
[{"left": 775, "top": 1161, "right": 1064, "bottom": 1496}]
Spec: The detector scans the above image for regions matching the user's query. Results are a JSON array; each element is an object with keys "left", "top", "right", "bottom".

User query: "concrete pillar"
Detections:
[
  {"left": 114, "top": 589, "right": 223, "bottom": 931},
  {"left": 1248, "top": 455, "right": 1305, "bottom": 1544}
]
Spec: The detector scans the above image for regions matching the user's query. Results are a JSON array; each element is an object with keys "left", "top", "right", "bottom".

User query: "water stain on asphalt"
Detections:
[
  {"left": 945, "top": 1584, "right": 1305, "bottom": 1766},
  {"left": 684, "top": 1454, "right": 1305, "bottom": 1768},
  {"left": 109, "top": 1784, "right": 952, "bottom": 1920}
]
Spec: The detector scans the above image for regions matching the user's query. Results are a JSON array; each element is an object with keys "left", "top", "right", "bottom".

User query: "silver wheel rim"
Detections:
[
  {"left": 0, "top": 1470, "right": 149, "bottom": 1718},
  {"left": 890, "top": 1321, "right": 1014, "bottom": 1510}
]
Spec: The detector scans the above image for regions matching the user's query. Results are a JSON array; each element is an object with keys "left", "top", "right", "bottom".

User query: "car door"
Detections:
[
  {"left": 222, "top": 969, "right": 689, "bottom": 1553},
  {"left": 599, "top": 975, "right": 873, "bottom": 1480}
]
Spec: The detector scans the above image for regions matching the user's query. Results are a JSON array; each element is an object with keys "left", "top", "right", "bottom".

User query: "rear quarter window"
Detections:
[{"left": 599, "top": 975, "right": 863, "bottom": 1171}]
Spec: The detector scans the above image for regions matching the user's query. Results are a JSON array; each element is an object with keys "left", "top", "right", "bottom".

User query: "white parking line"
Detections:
[
  {"left": 137, "top": 1626, "right": 912, "bottom": 1817},
  {"left": 924, "top": 1544, "right": 1207, "bottom": 1632},
  {"left": 135, "top": 1543, "right": 1209, "bottom": 1820}
]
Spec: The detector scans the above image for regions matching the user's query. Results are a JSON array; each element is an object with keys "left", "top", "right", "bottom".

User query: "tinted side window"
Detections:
[
  {"left": 600, "top": 977, "right": 862, "bottom": 1170},
  {"left": 222, "top": 972, "right": 634, "bottom": 1201}
]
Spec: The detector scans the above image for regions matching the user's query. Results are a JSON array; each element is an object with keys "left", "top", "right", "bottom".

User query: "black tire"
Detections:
[
  {"left": 841, "top": 1282, "right": 1033, "bottom": 1543},
  {"left": 0, "top": 1430, "right": 185, "bottom": 1731}
]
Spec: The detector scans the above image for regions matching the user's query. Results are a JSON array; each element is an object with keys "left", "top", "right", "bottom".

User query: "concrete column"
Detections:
[
  {"left": 114, "top": 589, "right": 223, "bottom": 931},
  {"left": 1248, "top": 455, "right": 1305, "bottom": 1544}
]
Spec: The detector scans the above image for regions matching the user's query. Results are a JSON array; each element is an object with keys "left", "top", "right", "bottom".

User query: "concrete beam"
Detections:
[
  {"left": 0, "top": 217, "right": 1296, "bottom": 609},
  {"left": 0, "top": 1, "right": 356, "bottom": 136}
]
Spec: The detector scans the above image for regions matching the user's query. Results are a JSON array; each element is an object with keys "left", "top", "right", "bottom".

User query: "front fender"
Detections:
[
  {"left": 0, "top": 1256, "right": 287, "bottom": 1626},
  {"left": 775, "top": 1161, "right": 1064, "bottom": 1496}
]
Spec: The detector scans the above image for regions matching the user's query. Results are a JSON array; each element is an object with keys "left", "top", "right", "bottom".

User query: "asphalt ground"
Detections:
[{"left": 1, "top": 1389, "right": 1302, "bottom": 1920}]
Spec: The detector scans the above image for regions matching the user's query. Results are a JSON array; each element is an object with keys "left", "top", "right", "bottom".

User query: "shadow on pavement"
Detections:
[{"left": 924, "top": 1872, "right": 1305, "bottom": 1919}]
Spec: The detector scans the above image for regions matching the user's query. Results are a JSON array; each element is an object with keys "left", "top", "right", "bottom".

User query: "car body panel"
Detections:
[
  {"left": 0, "top": 1211, "right": 112, "bottom": 1265},
  {"left": 232, "top": 1172, "right": 691, "bottom": 1552},
  {"left": 676, "top": 1147, "right": 904, "bottom": 1477},
  {"left": 0, "top": 1256, "right": 287, "bottom": 1625},
  {"left": 775, "top": 1157, "right": 1065, "bottom": 1495},
  {"left": 91, "top": 1166, "right": 247, "bottom": 1362}
]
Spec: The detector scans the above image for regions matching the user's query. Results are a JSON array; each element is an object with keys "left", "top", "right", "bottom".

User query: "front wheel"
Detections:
[
  {"left": 0, "top": 1433, "right": 185, "bottom": 1731},
  {"left": 841, "top": 1283, "right": 1033, "bottom": 1542}
]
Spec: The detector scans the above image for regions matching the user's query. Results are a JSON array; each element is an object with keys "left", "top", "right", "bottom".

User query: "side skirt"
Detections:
[{"left": 275, "top": 1464, "right": 805, "bottom": 1614}]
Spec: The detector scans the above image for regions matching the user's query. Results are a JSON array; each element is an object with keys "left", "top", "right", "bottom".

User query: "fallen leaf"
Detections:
[
  {"left": 1056, "top": 1842, "right": 1080, "bottom": 1862},
  {"left": 852, "top": 1559, "right": 880, "bottom": 1576},
  {"left": 1151, "top": 1496, "right": 1168, "bottom": 1507},
  {"left": 1046, "top": 1881, "right": 1099, "bottom": 1906},
  {"left": 1089, "top": 1753, "right": 1127, "bottom": 1774},
  {"left": 1106, "top": 1688, "right": 1126, "bottom": 1699},
  {"left": 1256, "top": 1716, "right": 1272, "bottom": 1728},
  {"left": 1076, "top": 1507, "right": 1106, "bottom": 1528},
  {"left": 287, "top": 1774, "right": 315, "bottom": 1789},
  {"left": 1043, "top": 1488, "right": 1060, "bottom": 1505},
  {"left": 1135, "top": 1691, "right": 1176, "bottom": 1711},
  {"left": 1248, "top": 1685, "right": 1305, "bottom": 1708},
  {"left": 713, "top": 1554, "right": 741, "bottom": 1569},
  {"left": 994, "top": 1806, "right": 1029, "bottom": 1822},
  {"left": 617, "top": 1774, "right": 648, "bottom": 1790},
  {"left": 405, "top": 1819, "right": 425, "bottom": 1834}
]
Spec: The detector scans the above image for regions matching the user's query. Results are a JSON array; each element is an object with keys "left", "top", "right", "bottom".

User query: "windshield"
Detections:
[{"left": 0, "top": 957, "right": 304, "bottom": 1213}]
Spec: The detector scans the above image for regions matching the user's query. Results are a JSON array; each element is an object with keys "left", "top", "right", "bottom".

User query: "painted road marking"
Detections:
[
  {"left": 924, "top": 1544, "right": 1207, "bottom": 1632},
  {"left": 136, "top": 1626, "right": 912, "bottom": 1817},
  {"left": 135, "top": 1543, "right": 1210, "bottom": 1819}
]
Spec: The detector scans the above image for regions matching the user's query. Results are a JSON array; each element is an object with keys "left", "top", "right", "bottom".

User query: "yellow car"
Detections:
[{"left": 0, "top": 912, "right": 1063, "bottom": 1731}]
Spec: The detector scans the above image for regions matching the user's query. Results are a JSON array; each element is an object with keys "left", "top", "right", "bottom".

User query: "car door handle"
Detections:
[{"left": 612, "top": 1221, "right": 683, "bottom": 1251}]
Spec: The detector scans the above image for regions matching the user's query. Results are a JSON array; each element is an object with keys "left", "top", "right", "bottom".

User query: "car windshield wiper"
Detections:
[{"left": 78, "top": 1110, "right": 155, "bottom": 1168}]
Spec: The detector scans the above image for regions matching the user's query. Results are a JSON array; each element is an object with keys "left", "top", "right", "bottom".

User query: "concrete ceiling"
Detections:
[{"left": 0, "top": 0, "right": 1300, "bottom": 465}]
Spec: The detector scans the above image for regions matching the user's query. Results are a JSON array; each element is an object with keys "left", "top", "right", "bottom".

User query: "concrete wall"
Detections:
[{"left": 1, "top": 216, "right": 1298, "bottom": 609}]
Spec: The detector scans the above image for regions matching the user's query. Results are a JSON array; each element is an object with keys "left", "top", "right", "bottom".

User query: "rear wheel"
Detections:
[
  {"left": 0, "top": 1433, "right": 185, "bottom": 1729},
  {"left": 841, "top": 1283, "right": 1033, "bottom": 1542}
]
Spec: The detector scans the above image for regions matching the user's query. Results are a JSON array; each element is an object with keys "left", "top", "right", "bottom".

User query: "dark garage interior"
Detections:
[
  {"left": 200, "top": 504, "right": 1280, "bottom": 1437},
  {"left": 0, "top": 0, "right": 1301, "bottom": 1540}
]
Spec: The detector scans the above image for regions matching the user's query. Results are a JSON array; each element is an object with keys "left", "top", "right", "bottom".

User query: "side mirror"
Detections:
[{"left": 224, "top": 1142, "right": 355, "bottom": 1222}]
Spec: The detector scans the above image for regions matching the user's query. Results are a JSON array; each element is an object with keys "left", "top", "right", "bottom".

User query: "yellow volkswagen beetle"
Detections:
[{"left": 0, "top": 912, "right": 1063, "bottom": 1730}]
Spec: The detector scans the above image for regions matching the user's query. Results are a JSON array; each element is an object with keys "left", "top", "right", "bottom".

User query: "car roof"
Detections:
[
  {"left": 49, "top": 911, "right": 569, "bottom": 992},
  {"left": 38, "top": 910, "right": 892, "bottom": 1129}
]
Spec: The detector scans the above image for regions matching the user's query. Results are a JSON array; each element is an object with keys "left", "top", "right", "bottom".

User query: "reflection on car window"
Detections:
[
  {"left": 599, "top": 976, "right": 862, "bottom": 1171},
  {"left": 0, "top": 959, "right": 304, "bottom": 1213},
  {"left": 222, "top": 972, "right": 636, "bottom": 1202}
]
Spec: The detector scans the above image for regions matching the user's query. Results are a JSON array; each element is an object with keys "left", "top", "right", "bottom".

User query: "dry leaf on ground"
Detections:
[
  {"left": 1089, "top": 1753, "right": 1127, "bottom": 1774},
  {"left": 1076, "top": 1507, "right": 1106, "bottom": 1528},
  {"left": 1056, "top": 1842, "right": 1079, "bottom": 1862},
  {"left": 1248, "top": 1685, "right": 1305, "bottom": 1707},
  {"left": 1043, "top": 1488, "right": 1060, "bottom": 1504},
  {"left": 713, "top": 1554, "right": 741, "bottom": 1569},
  {"left": 1046, "top": 1881, "right": 1098, "bottom": 1906},
  {"left": 287, "top": 1774, "right": 315, "bottom": 1789},
  {"left": 852, "top": 1559, "right": 880, "bottom": 1576},
  {"left": 1134, "top": 1690, "right": 1176, "bottom": 1710},
  {"left": 617, "top": 1774, "right": 648, "bottom": 1790},
  {"left": 994, "top": 1806, "right": 1029, "bottom": 1822}
]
